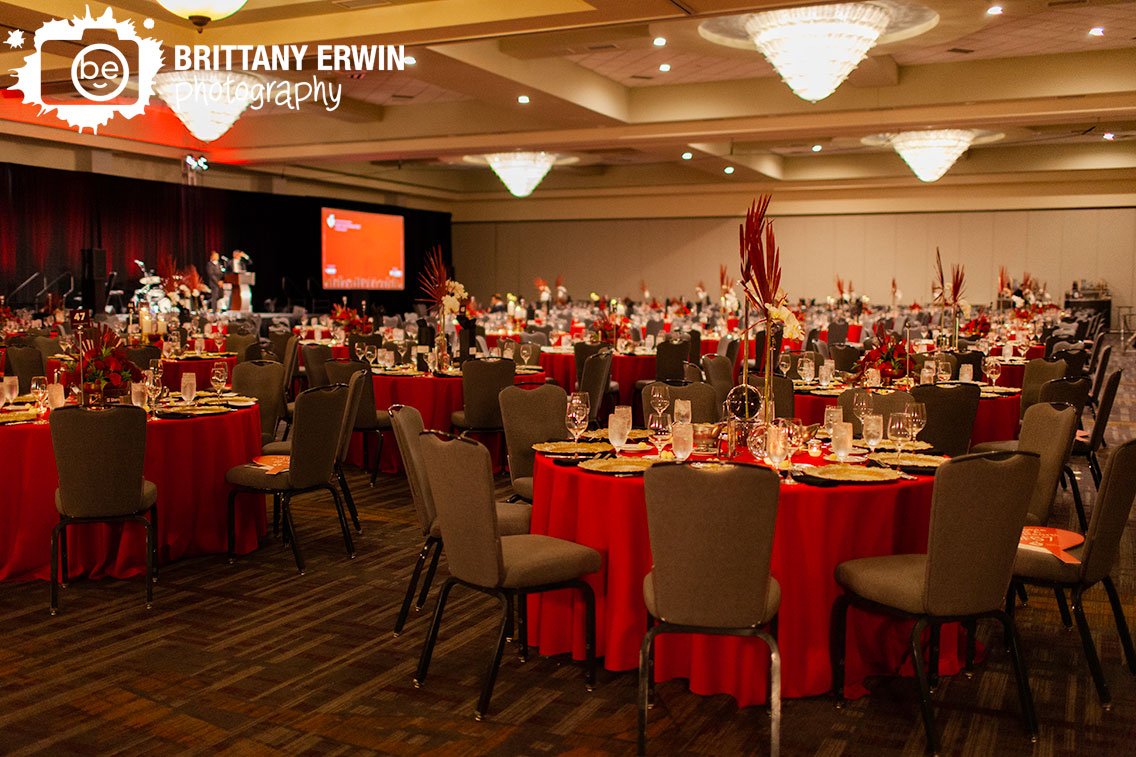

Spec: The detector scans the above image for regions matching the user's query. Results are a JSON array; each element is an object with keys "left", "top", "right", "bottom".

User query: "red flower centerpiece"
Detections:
[
  {"left": 70, "top": 324, "right": 142, "bottom": 404},
  {"left": 330, "top": 304, "right": 372, "bottom": 335},
  {"left": 854, "top": 332, "right": 910, "bottom": 385},
  {"left": 961, "top": 313, "right": 991, "bottom": 338},
  {"left": 590, "top": 300, "right": 629, "bottom": 345}
]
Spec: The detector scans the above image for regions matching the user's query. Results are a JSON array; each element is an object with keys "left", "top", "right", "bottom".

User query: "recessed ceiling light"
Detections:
[
  {"left": 811, "top": 144, "right": 823, "bottom": 152},
  {"left": 404, "top": 55, "right": 417, "bottom": 65},
  {"left": 1089, "top": 27, "right": 1104, "bottom": 37},
  {"left": 517, "top": 95, "right": 530, "bottom": 104},
  {"left": 681, "top": 151, "right": 693, "bottom": 160},
  {"left": 986, "top": 5, "right": 1003, "bottom": 16},
  {"left": 1103, "top": 132, "right": 1116, "bottom": 140},
  {"left": 658, "top": 63, "right": 671, "bottom": 72},
  {"left": 653, "top": 36, "right": 667, "bottom": 47},
  {"left": 723, "top": 166, "right": 735, "bottom": 174}
]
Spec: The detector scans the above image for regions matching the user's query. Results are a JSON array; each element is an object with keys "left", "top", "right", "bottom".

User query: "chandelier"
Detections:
[
  {"left": 155, "top": 1, "right": 247, "bottom": 31},
  {"left": 862, "top": 129, "right": 1003, "bottom": 182},
  {"left": 461, "top": 152, "right": 569, "bottom": 197},
  {"left": 745, "top": 3, "right": 892, "bottom": 102},
  {"left": 153, "top": 70, "right": 260, "bottom": 143}
]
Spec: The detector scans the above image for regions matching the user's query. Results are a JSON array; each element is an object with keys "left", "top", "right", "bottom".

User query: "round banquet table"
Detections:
[
  {"left": 792, "top": 389, "right": 1021, "bottom": 445},
  {"left": 539, "top": 350, "right": 655, "bottom": 404},
  {"left": 350, "top": 369, "right": 548, "bottom": 474},
  {"left": 160, "top": 356, "right": 239, "bottom": 391},
  {"left": 0, "top": 406, "right": 265, "bottom": 582},
  {"left": 528, "top": 452, "right": 960, "bottom": 706}
]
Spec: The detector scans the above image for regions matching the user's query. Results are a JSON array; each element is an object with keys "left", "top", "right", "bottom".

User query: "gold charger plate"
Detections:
[
  {"left": 854, "top": 439, "right": 932, "bottom": 452},
  {"left": 869, "top": 452, "right": 949, "bottom": 468},
  {"left": 533, "top": 441, "right": 613, "bottom": 454},
  {"left": 808, "top": 464, "right": 903, "bottom": 483},
  {"left": 0, "top": 410, "right": 38, "bottom": 425},
  {"left": 981, "top": 386, "right": 1021, "bottom": 395},
  {"left": 578, "top": 457, "right": 657, "bottom": 475},
  {"left": 581, "top": 428, "right": 651, "bottom": 441},
  {"left": 807, "top": 387, "right": 846, "bottom": 397}
]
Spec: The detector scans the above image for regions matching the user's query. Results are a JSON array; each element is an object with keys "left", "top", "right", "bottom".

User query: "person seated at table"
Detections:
[{"left": 489, "top": 294, "right": 507, "bottom": 314}]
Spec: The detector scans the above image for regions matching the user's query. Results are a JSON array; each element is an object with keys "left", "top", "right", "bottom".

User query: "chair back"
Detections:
[
  {"left": 225, "top": 333, "right": 261, "bottom": 362},
  {"left": 418, "top": 434, "right": 503, "bottom": 587},
  {"left": 654, "top": 339, "right": 688, "bottom": 383},
  {"left": 745, "top": 373, "right": 793, "bottom": 419},
  {"left": 1016, "top": 402, "right": 1078, "bottom": 524},
  {"left": 50, "top": 405, "right": 147, "bottom": 518},
  {"left": 722, "top": 336, "right": 740, "bottom": 366},
  {"left": 279, "top": 334, "right": 300, "bottom": 394},
  {"left": 826, "top": 320, "right": 849, "bottom": 345},
  {"left": 831, "top": 344, "right": 861, "bottom": 373},
  {"left": 499, "top": 384, "right": 568, "bottom": 487},
  {"left": 323, "top": 362, "right": 367, "bottom": 462},
  {"left": 1080, "top": 438, "right": 1136, "bottom": 585},
  {"left": 686, "top": 329, "right": 702, "bottom": 362},
  {"left": 683, "top": 362, "right": 703, "bottom": 384},
  {"left": 289, "top": 384, "right": 350, "bottom": 488},
  {"left": 640, "top": 380, "right": 719, "bottom": 423},
  {"left": 1037, "top": 376, "right": 1090, "bottom": 416},
  {"left": 1089, "top": 345, "right": 1112, "bottom": 402},
  {"left": 389, "top": 405, "right": 435, "bottom": 534},
  {"left": 910, "top": 382, "right": 980, "bottom": 456},
  {"left": 782, "top": 350, "right": 820, "bottom": 381},
  {"left": 1085, "top": 370, "right": 1122, "bottom": 454},
  {"left": 327, "top": 359, "right": 379, "bottom": 430},
  {"left": 573, "top": 341, "right": 604, "bottom": 385},
  {"left": 578, "top": 350, "right": 613, "bottom": 421},
  {"left": 1051, "top": 348, "right": 1088, "bottom": 377},
  {"left": 126, "top": 345, "right": 161, "bottom": 371},
  {"left": 460, "top": 358, "right": 515, "bottom": 429},
  {"left": 950, "top": 350, "right": 985, "bottom": 382},
  {"left": 701, "top": 354, "right": 733, "bottom": 409},
  {"left": 644, "top": 463, "right": 780, "bottom": 627},
  {"left": 923, "top": 451, "right": 1040, "bottom": 616},
  {"left": 519, "top": 331, "right": 549, "bottom": 346},
  {"left": 912, "top": 352, "right": 958, "bottom": 380},
  {"left": 267, "top": 329, "right": 292, "bottom": 363},
  {"left": 3, "top": 346, "right": 45, "bottom": 393},
  {"left": 645, "top": 320, "right": 664, "bottom": 339},
  {"left": 301, "top": 343, "right": 333, "bottom": 387},
  {"left": 838, "top": 388, "right": 914, "bottom": 436},
  {"left": 1021, "top": 358, "right": 1066, "bottom": 416},
  {"left": 33, "top": 336, "right": 62, "bottom": 362},
  {"left": 231, "top": 360, "right": 285, "bottom": 442}
]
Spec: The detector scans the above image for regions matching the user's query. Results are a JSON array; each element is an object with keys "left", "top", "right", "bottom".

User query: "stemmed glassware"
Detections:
[
  {"left": 823, "top": 405, "right": 843, "bottom": 438},
  {"left": 766, "top": 425, "right": 788, "bottom": 471},
  {"left": 149, "top": 359, "right": 163, "bottom": 388},
  {"left": 608, "top": 412, "right": 630, "bottom": 455},
  {"left": 862, "top": 413, "right": 884, "bottom": 454},
  {"left": 566, "top": 392, "right": 590, "bottom": 444},
  {"left": 831, "top": 421, "right": 853, "bottom": 464},
  {"left": 907, "top": 403, "right": 927, "bottom": 443},
  {"left": 211, "top": 361, "right": 228, "bottom": 393},
  {"left": 984, "top": 357, "right": 1002, "bottom": 386},
  {"left": 778, "top": 352, "right": 792, "bottom": 377},
  {"left": 145, "top": 370, "right": 163, "bottom": 416},
  {"left": 888, "top": 412, "right": 912, "bottom": 457},
  {"left": 852, "top": 392, "right": 872, "bottom": 428},
  {"left": 397, "top": 340, "right": 410, "bottom": 366},
  {"left": 520, "top": 343, "right": 534, "bottom": 365},
  {"left": 30, "top": 376, "right": 48, "bottom": 420},
  {"left": 354, "top": 340, "right": 367, "bottom": 361},
  {"left": 364, "top": 344, "right": 378, "bottom": 370},
  {"left": 649, "top": 384, "right": 670, "bottom": 416},
  {"left": 647, "top": 412, "right": 672, "bottom": 456},
  {"left": 936, "top": 358, "right": 953, "bottom": 383}
]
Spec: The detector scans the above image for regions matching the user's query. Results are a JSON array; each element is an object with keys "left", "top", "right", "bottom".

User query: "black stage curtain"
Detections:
[{"left": 0, "top": 161, "right": 451, "bottom": 314}]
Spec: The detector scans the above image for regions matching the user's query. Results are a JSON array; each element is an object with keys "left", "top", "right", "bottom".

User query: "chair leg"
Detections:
[
  {"left": 281, "top": 495, "right": 305, "bottom": 575},
  {"left": 49, "top": 521, "right": 62, "bottom": 615},
  {"left": 150, "top": 504, "right": 159, "bottom": 581},
  {"left": 1055, "top": 588, "right": 1073, "bottom": 629},
  {"left": 414, "top": 576, "right": 455, "bottom": 688},
  {"left": 336, "top": 463, "right": 362, "bottom": 534},
  {"left": 1071, "top": 588, "right": 1111, "bottom": 708},
  {"left": 1089, "top": 453, "right": 1102, "bottom": 488},
  {"left": 997, "top": 610, "right": 1039, "bottom": 741},
  {"left": 272, "top": 493, "right": 281, "bottom": 537},
  {"left": 415, "top": 542, "right": 443, "bottom": 613},
  {"left": 928, "top": 622, "right": 941, "bottom": 690},
  {"left": 645, "top": 614, "right": 656, "bottom": 708},
  {"left": 1066, "top": 466, "right": 1087, "bottom": 531},
  {"left": 1101, "top": 576, "right": 1136, "bottom": 674},
  {"left": 963, "top": 619, "right": 977, "bottom": 678},
  {"left": 475, "top": 590, "right": 512, "bottom": 721},
  {"left": 638, "top": 625, "right": 660, "bottom": 756},
  {"left": 830, "top": 594, "right": 849, "bottom": 704},
  {"left": 370, "top": 430, "right": 383, "bottom": 486},
  {"left": 909, "top": 618, "right": 939, "bottom": 755},
  {"left": 227, "top": 489, "right": 239, "bottom": 563},
  {"left": 143, "top": 515, "right": 154, "bottom": 610},
  {"left": 579, "top": 580, "right": 597, "bottom": 690},
  {"left": 517, "top": 590, "right": 528, "bottom": 663},
  {"left": 59, "top": 521, "right": 69, "bottom": 589},
  {"left": 325, "top": 485, "right": 355, "bottom": 558},
  {"left": 761, "top": 629, "right": 782, "bottom": 757},
  {"left": 395, "top": 537, "right": 436, "bottom": 636}
]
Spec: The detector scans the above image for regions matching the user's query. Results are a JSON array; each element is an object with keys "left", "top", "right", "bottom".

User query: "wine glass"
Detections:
[
  {"left": 799, "top": 358, "right": 816, "bottom": 383},
  {"left": 647, "top": 412, "right": 672, "bottom": 455},
  {"left": 354, "top": 340, "right": 367, "bottom": 361},
  {"left": 520, "top": 343, "right": 534, "bottom": 365},
  {"left": 569, "top": 391, "right": 591, "bottom": 426},
  {"left": 823, "top": 405, "right": 844, "bottom": 438},
  {"left": 862, "top": 413, "right": 884, "bottom": 454},
  {"left": 831, "top": 421, "right": 853, "bottom": 464},
  {"left": 566, "top": 402, "right": 589, "bottom": 445},
  {"left": 672, "top": 422, "right": 693, "bottom": 462},
  {"left": 766, "top": 425, "right": 788, "bottom": 471},
  {"left": 649, "top": 384, "right": 670, "bottom": 416},
  {"left": 852, "top": 392, "right": 872, "bottom": 427},
  {"left": 30, "top": 376, "right": 48, "bottom": 418},
  {"left": 936, "top": 358, "right": 952, "bottom": 383},
  {"left": 888, "top": 412, "right": 912, "bottom": 457},
  {"left": 608, "top": 412, "right": 630, "bottom": 455},
  {"left": 397, "top": 340, "right": 410, "bottom": 366},
  {"left": 364, "top": 344, "right": 378, "bottom": 369},
  {"left": 211, "top": 361, "right": 228, "bottom": 393},
  {"left": 907, "top": 403, "right": 927, "bottom": 442},
  {"left": 180, "top": 373, "right": 197, "bottom": 404},
  {"left": 145, "top": 370, "right": 162, "bottom": 414},
  {"left": 149, "top": 359, "right": 163, "bottom": 385},
  {"left": 984, "top": 357, "right": 1002, "bottom": 386},
  {"left": 778, "top": 352, "right": 792, "bottom": 377}
]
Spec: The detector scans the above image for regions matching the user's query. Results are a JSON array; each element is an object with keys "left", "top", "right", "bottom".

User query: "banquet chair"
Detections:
[
  {"left": 1087, "top": 345, "right": 1112, "bottom": 416},
  {"left": 278, "top": 334, "right": 299, "bottom": 399},
  {"left": 682, "top": 361, "right": 703, "bottom": 384},
  {"left": 300, "top": 343, "right": 333, "bottom": 388},
  {"left": 1051, "top": 348, "right": 1089, "bottom": 378},
  {"left": 452, "top": 358, "right": 515, "bottom": 434},
  {"left": 911, "top": 352, "right": 958, "bottom": 380},
  {"left": 701, "top": 354, "right": 733, "bottom": 409},
  {"left": 830, "top": 344, "right": 861, "bottom": 374},
  {"left": 519, "top": 331, "right": 549, "bottom": 347},
  {"left": 814, "top": 341, "right": 830, "bottom": 361},
  {"left": 389, "top": 406, "right": 531, "bottom": 635},
  {"left": 645, "top": 319, "right": 664, "bottom": 340},
  {"left": 126, "top": 345, "right": 161, "bottom": 371},
  {"left": 578, "top": 350, "right": 615, "bottom": 423},
  {"left": 1038, "top": 376, "right": 1091, "bottom": 419},
  {"left": 686, "top": 329, "right": 702, "bottom": 362},
  {"left": 640, "top": 463, "right": 781, "bottom": 755},
  {"left": 722, "top": 336, "right": 741, "bottom": 367},
  {"left": 640, "top": 380, "right": 719, "bottom": 423},
  {"left": 231, "top": 360, "right": 286, "bottom": 445},
  {"left": 831, "top": 451, "right": 1041, "bottom": 755},
  {"left": 526, "top": 324, "right": 553, "bottom": 337},
  {"left": 3, "top": 345, "right": 45, "bottom": 393},
  {"left": 1086, "top": 336, "right": 1106, "bottom": 376},
  {"left": 781, "top": 350, "right": 820, "bottom": 380},
  {"left": 413, "top": 432, "right": 599, "bottom": 720},
  {"left": 1008, "top": 437, "right": 1136, "bottom": 709},
  {"left": 326, "top": 359, "right": 390, "bottom": 486},
  {"left": 32, "top": 336, "right": 61, "bottom": 363},
  {"left": 573, "top": 341, "right": 604, "bottom": 386},
  {"left": 804, "top": 327, "right": 821, "bottom": 352},
  {"left": 826, "top": 320, "right": 850, "bottom": 345},
  {"left": 910, "top": 382, "right": 980, "bottom": 456},
  {"left": 225, "top": 384, "right": 354, "bottom": 574},
  {"left": 225, "top": 333, "right": 261, "bottom": 363},
  {"left": 1072, "top": 370, "right": 1122, "bottom": 489},
  {"left": 950, "top": 350, "right": 985, "bottom": 382},
  {"left": 48, "top": 405, "right": 156, "bottom": 615},
  {"left": 838, "top": 388, "right": 914, "bottom": 436},
  {"left": 499, "top": 384, "right": 568, "bottom": 502},
  {"left": 267, "top": 329, "right": 292, "bottom": 363},
  {"left": 654, "top": 339, "right": 688, "bottom": 383},
  {"left": 745, "top": 373, "right": 794, "bottom": 419},
  {"left": 1020, "top": 358, "right": 1067, "bottom": 418}
]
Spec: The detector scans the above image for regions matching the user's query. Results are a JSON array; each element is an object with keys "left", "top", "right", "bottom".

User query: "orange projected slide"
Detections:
[{"left": 321, "top": 207, "right": 406, "bottom": 290}]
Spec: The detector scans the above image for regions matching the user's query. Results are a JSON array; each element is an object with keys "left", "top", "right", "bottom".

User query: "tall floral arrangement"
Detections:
[
  {"left": 418, "top": 245, "right": 468, "bottom": 317},
  {"left": 590, "top": 299, "right": 629, "bottom": 344},
  {"left": 330, "top": 304, "right": 373, "bottom": 334},
  {"left": 70, "top": 324, "right": 142, "bottom": 401},
  {"left": 931, "top": 247, "right": 967, "bottom": 349},
  {"left": 854, "top": 332, "right": 909, "bottom": 385}
]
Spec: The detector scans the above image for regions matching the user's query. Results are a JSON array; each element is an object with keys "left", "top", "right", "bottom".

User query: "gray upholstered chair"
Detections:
[
  {"left": 573, "top": 341, "right": 604, "bottom": 383},
  {"left": 225, "top": 333, "right": 261, "bottom": 362},
  {"left": 519, "top": 331, "right": 549, "bottom": 347},
  {"left": 126, "top": 345, "right": 161, "bottom": 372},
  {"left": 1072, "top": 369, "right": 1122, "bottom": 489},
  {"left": 686, "top": 329, "right": 702, "bottom": 362},
  {"left": 388, "top": 406, "right": 531, "bottom": 636},
  {"left": 310, "top": 364, "right": 367, "bottom": 532},
  {"left": 1050, "top": 348, "right": 1089, "bottom": 377},
  {"left": 1087, "top": 345, "right": 1112, "bottom": 416},
  {"left": 838, "top": 387, "right": 914, "bottom": 436},
  {"left": 830, "top": 343, "right": 861, "bottom": 374},
  {"left": 912, "top": 352, "right": 958, "bottom": 380},
  {"left": 1008, "top": 437, "right": 1136, "bottom": 709},
  {"left": 1020, "top": 358, "right": 1067, "bottom": 418},
  {"left": 639, "top": 380, "right": 719, "bottom": 423},
  {"left": 300, "top": 343, "right": 333, "bottom": 388},
  {"left": 279, "top": 334, "right": 299, "bottom": 399},
  {"left": 413, "top": 433, "right": 599, "bottom": 719},
  {"left": 653, "top": 339, "right": 688, "bottom": 383},
  {"left": 640, "top": 463, "right": 782, "bottom": 755},
  {"left": 266, "top": 329, "right": 293, "bottom": 365},
  {"left": 701, "top": 354, "right": 733, "bottom": 409},
  {"left": 745, "top": 373, "right": 794, "bottom": 419},
  {"left": 910, "top": 382, "right": 980, "bottom": 455},
  {"left": 33, "top": 336, "right": 62, "bottom": 363},
  {"left": 451, "top": 358, "right": 515, "bottom": 433},
  {"left": 326, "top": 359, "right": 390, "bottom": 485},
  {"left": 578, "top": 350, "right": 614, "bottom": 422},
  {"left": 48, "top": 405, "right": 156, "bottom": 614},
  {"left": 1038, "top": 376, "right": 1091, "bottom": 418},
  {"left": 499, "top": 384, "right": 568, "bottom": 502},
  {"left": 831, "top": 451, "right": 1041, "bottom": 755},
  {"left": 225, "top": 384, "right": 353, "bottom": 574},
  {"left": 231, "top": 360, "right": 285, "bottom": 445},
  {"left": 826, "top": 319, "right": 850, "bottom": 345},
  {"left": 781, "top": 350, "right": 820, "bottom": 381},
  {"left": 3, "top": 345, "right": 45, "bottom": 393}
]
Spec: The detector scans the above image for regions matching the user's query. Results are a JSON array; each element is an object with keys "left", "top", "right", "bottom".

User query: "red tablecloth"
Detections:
[
  {"left": 792, "top": 390, "right": 1021, "bottom": 445},
  {"left": 0, "top": 407, "right": 265, "bottom": 582},
  {"left": 160, "top": 356, "right": 239, "bottom": 391},
  {"left": 995, "top": 363, "right": 1025, "bottom": 388},
  {"left": 529, "top": 453, "right": 957, "bottom": 706},
  {"left": 539, "top": 351, "right": 655, "bottom": 405},
  {"left": 354, "top": 370, "right": 547, "bottom": 474}
]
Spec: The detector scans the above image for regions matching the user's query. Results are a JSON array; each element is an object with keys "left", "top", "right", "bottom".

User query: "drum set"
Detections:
[{"left": 131, "top": 261, "right": 207, "bottom": 315}]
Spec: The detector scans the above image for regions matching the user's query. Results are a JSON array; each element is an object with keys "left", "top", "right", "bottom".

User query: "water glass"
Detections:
[
  {"left": 959, "top": 364, "right": 974, "bottom": 382},
  {"left": 48, "top": 383, "right": 66, "bottom": 410},
  {"left": 831, "top": 422, "right": 853, "bottom": 463},
  {"left": 672, "top": 422, "right": 694, "bottom": 462},
  {"left": 4, "top": 375, "right": 18, "bottom": 403},
  {"left": 862, "top": 413, "right": 884, "bottom": 453},
  {"left": 181, "top": 373, "right": 197, "bottom": 403},
  {"left": 920, "top": 366, "right": 935, "bottom": 385},
  {"left": 865, "top": 367, "right": 882, "bottom": 387},
  {"left": 908, "top": 402, "right": 927, "bottom": 439},
  {"left": 766, "top": 425, "right": 788, "bottom": 469},
  {"left": 823, "top": 405, "right": 844, "bottom": 437},
  {"left": 673, "top": 398, "right": 692, "bottom": 425},
  {"left": 799, "top": 358, "right": 815, "bottom": 383},
  {"left": 130, "top": 382, "right": 146, "bottom": 409},
  {"left": 615, "top": 405, "right": 632, "bottom": 425},
  {"left": 818, "top": 364, "right": 833, "bottom": 386},
  {"left": 195, "top": 337, "right": 205, "bottom": 355},
  {"left": 608, "top": 413, "right": 630, "bottom": 454},
  {"left": 746, "top": 422, "right": 766, "bottom": 460}
]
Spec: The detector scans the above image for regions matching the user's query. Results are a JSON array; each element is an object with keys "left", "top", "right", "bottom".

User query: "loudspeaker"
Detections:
[{"left": 80, "top": 247, "right": 106, "bottom": 312}]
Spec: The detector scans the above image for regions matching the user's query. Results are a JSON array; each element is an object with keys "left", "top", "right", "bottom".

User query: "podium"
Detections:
[{"left": 225, "top": 272, "right": 255, "bottom": 313}]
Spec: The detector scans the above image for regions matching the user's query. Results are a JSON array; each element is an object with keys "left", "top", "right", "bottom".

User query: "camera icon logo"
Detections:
[{"left": 9, "top": 7, "right": 163, "bottom": 133}]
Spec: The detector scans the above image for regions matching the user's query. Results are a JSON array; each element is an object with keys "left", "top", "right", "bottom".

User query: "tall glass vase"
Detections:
[
  {"left": 763, "top": 326, "right": 775, "bottom": 424},
  {"left": 435, "top": 314, "right": 450, "bottom": 371},
  {"left": 952, "top": 306, "right": 960, "bottom": 350}
]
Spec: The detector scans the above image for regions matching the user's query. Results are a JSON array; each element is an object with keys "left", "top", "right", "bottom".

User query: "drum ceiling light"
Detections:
[
  {"left": 861, "top": 129, "right": 1004, "bottom": 182},
  {"left": 155, "top": 1, "right": 248, "bottom": 31},
  {"left": 153, "top": 70, "right": 259, "bottom": 142},
  {"left": 463, "top": 152, "right": 579, "bottom": 198}
]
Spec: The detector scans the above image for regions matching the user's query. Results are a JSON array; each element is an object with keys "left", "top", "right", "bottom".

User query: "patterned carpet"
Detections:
[{"left": 1, "top": 338, "right": 1134, "bottom": 755}]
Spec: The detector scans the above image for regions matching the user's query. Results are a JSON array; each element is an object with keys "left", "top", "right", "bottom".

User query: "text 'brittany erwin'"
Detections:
[{"left": 171, "top": 45, "right": 408, "bottom": 73}]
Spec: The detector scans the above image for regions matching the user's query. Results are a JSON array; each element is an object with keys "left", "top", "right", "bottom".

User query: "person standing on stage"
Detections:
[{"left": 206, "top": 251, "right": 224, "bottom": 311}]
